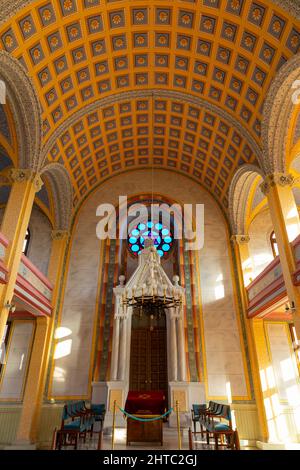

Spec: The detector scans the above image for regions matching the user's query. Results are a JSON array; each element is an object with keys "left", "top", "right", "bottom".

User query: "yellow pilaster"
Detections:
[
  {"left": 231, "top": 235, "right": 253, "bottom": 286},
  {"left": 0, "top": 169, "right": 43, "bottom": 343},
  {"left": 16, "top": 230, "right": 69, "bottom": 444},
  {"left": 261, "top": 173, "right": 300, "bottom": 336},
  {"left": 16, "top": 316, "right": 50, "bottom": 443},
  {"left": 231, "top": 237, "right": 268, "bottom": 442}
]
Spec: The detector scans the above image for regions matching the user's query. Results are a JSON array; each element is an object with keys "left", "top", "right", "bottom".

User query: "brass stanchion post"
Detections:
[
  {"left": 176, "top": 400, "right": 181, "bottom": 450},
  {"left": 112, "top": 400, "right": 117, "bottom": 450}
]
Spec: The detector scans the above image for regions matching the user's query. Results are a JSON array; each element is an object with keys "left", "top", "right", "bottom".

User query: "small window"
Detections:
[
  {"left": 270, "top": 231, "right": 278, "bottom": 258},
  {"left": 22, "top": 228, "right": 30, "bottom": 256}
]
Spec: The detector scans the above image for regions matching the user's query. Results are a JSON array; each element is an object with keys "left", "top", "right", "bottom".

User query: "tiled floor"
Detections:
[{"left": 60, "top": 423, "right": 254, "bottom": 451}]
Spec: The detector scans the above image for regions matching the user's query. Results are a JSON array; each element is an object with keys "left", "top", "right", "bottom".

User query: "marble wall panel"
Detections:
[
  {"left": 0, "top": 322, "right": 34, "bottom": 400},
  {"left": 249, "top": 210, "right": 274, "bottom": 279},
  {"left": 266, "top": 323, "right": 300, "bottom": 402},
  {"left": 27, "top": 206, "right": 52, "bottom": 276}
]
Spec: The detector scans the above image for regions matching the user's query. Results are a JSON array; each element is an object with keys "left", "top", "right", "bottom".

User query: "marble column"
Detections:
[
  {"left": 170, "top": 315, "right": 178, "bottom": 381},
  {"left": 110, "top": 317, "right": 120, "bottom": 381},
  {"left": 177, "top": 317, "right": 187, "bottom": 381},
  {"left": 118, "top": 317, "right": 127, "bottom": 381}
]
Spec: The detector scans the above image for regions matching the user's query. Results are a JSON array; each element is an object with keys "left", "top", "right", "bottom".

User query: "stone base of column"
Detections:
[
  {"left": 92, "top": 380, "right": 128, "bottom": 430},
  {"left": 168, "top": 381, "right": 206, "bottom": 428}
]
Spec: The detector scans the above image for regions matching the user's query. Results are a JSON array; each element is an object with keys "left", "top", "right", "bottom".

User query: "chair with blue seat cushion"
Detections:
[
  {"left": 58, "top": 404, "right": 84, "bottom": 449},
  {"left": 91, "top": 403, "right": 106, "bottom": 430},
  {"left": 198, "top": 402, "right": 240, "bottom": 450},
  {"left": 191, "top": 404, "right": 207, "bottom": 432}
]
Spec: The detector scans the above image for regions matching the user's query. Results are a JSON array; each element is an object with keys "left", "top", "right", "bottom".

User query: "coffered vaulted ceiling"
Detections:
[{"left": 0, "top": 0, "right": 299, "bottom": 209}]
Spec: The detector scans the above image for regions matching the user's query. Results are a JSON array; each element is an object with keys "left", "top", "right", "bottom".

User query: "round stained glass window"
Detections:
[{"left": 128, "top": 221, "right": 173, "bottom": 257}]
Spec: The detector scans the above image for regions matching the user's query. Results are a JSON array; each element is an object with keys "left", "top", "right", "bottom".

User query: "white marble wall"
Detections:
[
  {"left": 266, "top": 323, "right": 300, "bottom": 442},
  {"left": 27, "top": 206, "right": 52, "bottom": 276},
  {"left": 50, "top": 197, "right": 102, "bottom": 397},
  {"left": 0, "top": 321, "right": 34, "bottom": 401},
  {"left": 267, "top": 323, "right": 300, "bottom": 401},
  {"left": 0, "top": 205, "right": 52, "bottom": 276},
  {"left": 249, "top": 210, "right": 274, "bottom": 279},
  {"left": 50, "top": 170, "right": 248, "bottom": 399},
  {"left": 198, "top": 195, "right": 248, "bottom": 398}
]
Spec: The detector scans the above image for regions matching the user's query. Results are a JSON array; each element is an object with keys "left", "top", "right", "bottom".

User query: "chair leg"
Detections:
[
  {"left": 193, "top": 420, "right": 196, "bottom": 433},
  {"left": 206, "top": 430, "right": 210, "bottom": 446},
  {"left": 57, "top": 432, "right": 61, "bottom": 450},
  {"left": 214, "top": 435, "right": 218, "bottom": 450},
  {"left": 97, "top": 431, "right": 102, "bottom": 450},
  {"left": 200, "top": 423, "right": 204, "bottom": 439},
  {"left": 234, "top": 430, "right": 240, "bottom": 450}
]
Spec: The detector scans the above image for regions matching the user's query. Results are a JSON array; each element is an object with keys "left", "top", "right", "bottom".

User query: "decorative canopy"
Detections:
[{"left": 114, "top": 238, "right": 184, "bottom": 318}]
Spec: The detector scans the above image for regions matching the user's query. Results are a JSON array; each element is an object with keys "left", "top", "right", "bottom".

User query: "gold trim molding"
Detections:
[
  {"left": 231, "top": 235, "right": 250, "bottom": 245},
  {"left": 9, "top": 169, "right": 43, "bottom": 192},
  {"left": 51, "top": 230, "right": 70, "bottom": 241},
  {"left": 260, "top": 173, "right": 294, "bottom": 195}
]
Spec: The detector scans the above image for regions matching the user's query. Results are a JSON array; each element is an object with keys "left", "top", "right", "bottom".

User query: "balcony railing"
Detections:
[
  {"left": 292, "top": 234, "right": 300, "bottom": 285},
  {"left": 0, "top": 231, "right": 53, "bottom": 316},
  {"left": 246, "top": 256, "right": 286, "bottom": 318},
  {"left": 15, "top": 254, "right": 53, "bottom": 316},
  {"left": 0, "top": 233, "right": 8, "bottom": 284},
  {"left": 246, "top": 235, "right": 300, "bottom": 318}
]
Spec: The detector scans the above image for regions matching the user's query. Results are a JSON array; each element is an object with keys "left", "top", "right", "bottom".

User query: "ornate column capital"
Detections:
[
  {"left": 260, "top": 173, "right": 294, "bottom": 195},
  {"left": 51, "top": 230, "right": 70, "bottom": 241},
  {"left": 9, "top": 168, "right": 43, "bottom": 192},
  {"left": 230, "top": 234, "right": 250, "bottom": 245}
]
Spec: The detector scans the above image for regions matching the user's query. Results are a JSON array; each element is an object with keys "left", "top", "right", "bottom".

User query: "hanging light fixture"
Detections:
[{"left": 116, "top": 238, "right": 184, "bottom": 318}]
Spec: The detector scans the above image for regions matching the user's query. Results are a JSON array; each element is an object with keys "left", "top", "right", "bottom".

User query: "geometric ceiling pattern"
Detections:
[
  {"left": 47, "top": 95, "right": 257, "bottom": 208},
  {"left": 0, "top": 0, "right": 299, "bottom": 209}
]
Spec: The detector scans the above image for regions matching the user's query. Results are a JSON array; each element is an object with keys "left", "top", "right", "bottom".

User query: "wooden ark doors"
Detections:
[{"left": 129, "top": 308, "right": 168, "bottom": 397}]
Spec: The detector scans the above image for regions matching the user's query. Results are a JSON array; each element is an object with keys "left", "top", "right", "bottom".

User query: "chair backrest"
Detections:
[
  {"left": 222, "top": 405, "right": 232, "bottom": 424},
  {"left": 214, "top": 403, "right": 224, "bottom": 415},
  {"left": 61, "top": 405, "right": 69, "bottom": 422},
  {"left": 62, "top": 401, "right": 84, "bottom": 423},
  {"left": 192, "top": 404, "right": 206, "bottom": 416},
  {"left": 91, "top": 403, "right": 106, "bottom": 414},
  {"left": 210, "top": 402, "right": 219, "bottom": 413}
]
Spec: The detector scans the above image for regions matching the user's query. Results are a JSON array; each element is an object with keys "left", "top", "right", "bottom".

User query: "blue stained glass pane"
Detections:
[{"left": 128, "top": 219, "right": 173, "bottom": 257}]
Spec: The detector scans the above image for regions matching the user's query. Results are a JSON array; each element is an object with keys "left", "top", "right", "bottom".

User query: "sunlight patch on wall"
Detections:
[{"left": 54, "top": 339, "right": 72, "bottom": 360}]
